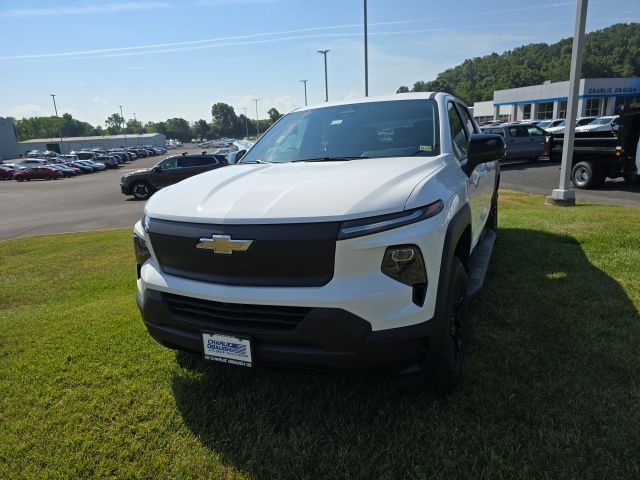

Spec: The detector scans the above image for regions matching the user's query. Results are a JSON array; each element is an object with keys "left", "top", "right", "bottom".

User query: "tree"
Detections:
[
  {"left": 164, "top": 118, "right": 191, "bottom": 142},
  {"left": 192, "top": 119, "right": 210, "bottom": 140},
  {"left": 126, "top": 118, "right": 144, "bottom": 134},
  {"left": 105, "top": 113, "right": 124, "bottom": 135},
  {"left": 211, "top": 102, "right": 237, "bottom": 137},
  {"left": 396, "top": 22, "right": 640, "bottom": 104},
  {"left": 267, "top": 107, "right": 283, "bottom": 123},
  {"left": 396, "top": 86, "right": 410, "bottom": 93}
]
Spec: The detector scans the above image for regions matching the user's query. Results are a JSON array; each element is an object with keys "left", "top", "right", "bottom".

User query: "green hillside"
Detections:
[{"left": 397, "top": 23, "right": 640, "bottom": 103}]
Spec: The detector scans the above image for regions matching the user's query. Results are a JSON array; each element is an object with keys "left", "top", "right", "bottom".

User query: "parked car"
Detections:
[
  {"left": 18, "top": 159, "right": 49, "bottom": 167},
  {"left": 94, "top": 155, "right": 119, "bottom": 168},
  {"left": 576, "top": 116, "right": 597, "bottom": 127},
  {"left": 536, "top": 119, "right": 564, "bottom": 130},
  {"left": 80, "top": 160, "right": 107, "bottom": 171},
  {"left": 0, "top": 166, "right": 14, "bottom": 179},
  {"left": 14, "top": 166, "right": 63, "bottom": 181},
  {"left": 121, "top": 152, "right": 229, "bottom": 200},
  {"left": 48, "top": 164, "right": 77, "bottom": 177},
  {"left": 546, "top": 120, "right": 566, "bottom": 134},
  {"left": 68, "top": 161, "right": 94, "bottom": 174},
  {"left": 26, "top": 150, "right": 45, "bottom": 158},
  {"left": 481, "top": 123, "right": 546, "bottom": 161},
  {"left": 133, "top": 92, "right": 504, "bottom": 394},
  {"left": 575, "top": 115, "right": 620, "bottom": 133}
]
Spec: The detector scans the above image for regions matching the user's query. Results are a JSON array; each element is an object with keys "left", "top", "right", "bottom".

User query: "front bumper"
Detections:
[{"left": 137, "top": 288, "right": 440, "bottom": 375}]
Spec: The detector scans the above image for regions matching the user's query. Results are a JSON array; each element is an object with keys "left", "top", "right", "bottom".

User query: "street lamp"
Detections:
[
  {"left": 119, "top": 105, "right": 128, "bottom": 148},
  {"left": 253, "top": 99, "right": 260, "bottom": 136},
  {"left": 364, "top": 0, "right": 369, "bottom": 96},
  {"left": 133, "top": 112, "right": 140, "bottom": 143},
  {"left": 300, "top": 80, "right": 308, "bottom": 106},
  {"left": 50, "top": 94, "right": 64, "bottom": 153},
  {"left": 317, "top": 50, "right": 329, "bottom": 102}
]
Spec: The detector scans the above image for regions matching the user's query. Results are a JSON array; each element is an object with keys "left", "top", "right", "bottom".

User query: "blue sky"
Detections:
[{"left": 0, "top": 0, "right": 637, "bottom": 127}]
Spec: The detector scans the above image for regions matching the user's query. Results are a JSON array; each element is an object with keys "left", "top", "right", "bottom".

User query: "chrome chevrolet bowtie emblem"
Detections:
[{"left": 195, "top": 234, "right": 253, "bottom": 255}]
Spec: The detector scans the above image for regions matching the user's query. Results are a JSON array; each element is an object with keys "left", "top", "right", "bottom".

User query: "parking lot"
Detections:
[{"left": 1, "top": 151, "right": 639, "bottom": 241}]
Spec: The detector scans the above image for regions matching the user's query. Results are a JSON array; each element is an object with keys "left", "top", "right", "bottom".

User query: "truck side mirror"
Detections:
[
  {"left": 153, "top": 166, "right": 161, "bottom": 172},
  {"left": 467, "top": 134, "right": 505, "bottom": 168},
  {"left": 235, "top": 150, "right": 246, "bottom": 162}
]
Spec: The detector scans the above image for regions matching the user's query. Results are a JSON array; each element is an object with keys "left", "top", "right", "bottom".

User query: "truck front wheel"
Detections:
[
  {"left": 426, "top": 256, "right": 469, "bottom": 395},
  {"left": 571, "top": 161, "right": 605, "bottom": 189}
]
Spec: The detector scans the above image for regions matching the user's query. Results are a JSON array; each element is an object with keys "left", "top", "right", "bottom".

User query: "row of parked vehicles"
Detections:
[
  {"left": 1, "top": 145, "right": 168, "bottom": 182},
  {"left": 479, "top": 109, "right": 639, "bottom": 189}
]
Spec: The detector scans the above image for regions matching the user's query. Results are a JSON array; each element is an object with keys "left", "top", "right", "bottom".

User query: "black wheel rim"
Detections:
[
  {"left": 450, "top": 282, "right": 465, "bottom": 363},
  {"left": 133, "top": 184, "right": 149, "bottom": 199}
]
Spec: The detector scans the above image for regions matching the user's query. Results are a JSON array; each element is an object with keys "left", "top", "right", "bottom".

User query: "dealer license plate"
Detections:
[{"left": 202, "top": 333, "right": 252, "bottom": 367}]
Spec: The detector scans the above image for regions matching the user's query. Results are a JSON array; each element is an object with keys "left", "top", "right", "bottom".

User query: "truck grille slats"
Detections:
[{"left": 164, "top": 293, "right": 310, "bottom": 332}]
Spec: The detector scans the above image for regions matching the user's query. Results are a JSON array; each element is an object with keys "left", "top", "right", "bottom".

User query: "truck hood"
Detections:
[{"left": 145, "top": 157, "right": 445, "bottom": 224}]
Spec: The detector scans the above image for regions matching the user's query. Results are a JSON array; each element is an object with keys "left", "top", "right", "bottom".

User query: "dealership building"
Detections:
[
  {"left": 473, "top": 77, "right": 640, "bottom": 123},
  {"left": 16, "top": 133, "right": 166, "bottom": 157}
]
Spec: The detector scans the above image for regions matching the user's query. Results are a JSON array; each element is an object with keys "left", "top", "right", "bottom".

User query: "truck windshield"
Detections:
[
  {"left": 592, "top": 117, "right": 615, "bottom": 125},
  {"left": 240, "top": 99, "right": 440, "bottom": 163}
]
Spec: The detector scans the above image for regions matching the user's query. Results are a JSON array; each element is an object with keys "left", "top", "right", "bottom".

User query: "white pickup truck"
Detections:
[{"left": 133, "top": 93, "right": 504, "bottom": 394}]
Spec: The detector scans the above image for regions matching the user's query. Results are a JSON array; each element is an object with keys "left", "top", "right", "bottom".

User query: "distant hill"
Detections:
[{"left": 397, "top": 23, "right": 640, "bottom": 103}]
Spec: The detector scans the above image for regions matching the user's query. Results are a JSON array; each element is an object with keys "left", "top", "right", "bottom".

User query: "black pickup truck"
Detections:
[{"left": 545, "top": 105, "right": 640, "bottom": 189}]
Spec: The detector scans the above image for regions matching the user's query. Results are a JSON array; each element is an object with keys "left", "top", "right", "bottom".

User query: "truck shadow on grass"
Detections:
[{"left": 171, "top": 228, "right": 639, "bottom": 479}]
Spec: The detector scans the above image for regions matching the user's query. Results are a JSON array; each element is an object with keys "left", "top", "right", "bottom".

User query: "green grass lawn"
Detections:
[{"left": 1, "top": 190, "right": 639, "bottom": 480}]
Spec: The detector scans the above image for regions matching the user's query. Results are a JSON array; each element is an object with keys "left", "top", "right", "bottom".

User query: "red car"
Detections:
[
  {"left": 13, "top": 166, "right": 63, "bottom": 182},
  {"left": 0, "top": 166, "right": 14, "bottom": 179}
]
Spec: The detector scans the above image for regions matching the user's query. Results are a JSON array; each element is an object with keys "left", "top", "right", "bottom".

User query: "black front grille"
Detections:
[
  {"left": 164, "top": 293, "right": 311, "bottom": 332},
  {"left": 147, "top": 218, "right": 340, "bottom": 287}
]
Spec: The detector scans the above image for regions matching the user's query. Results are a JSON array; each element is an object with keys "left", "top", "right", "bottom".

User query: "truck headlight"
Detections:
[
  {"left": 133, "top": 234, "right": 151, "bottom": 278},
  {"left": 338, "top": 200, "right": 443, "bottom": 240},
  {"left": 381, "top": 245, "right": 427, "bottom": 306}
]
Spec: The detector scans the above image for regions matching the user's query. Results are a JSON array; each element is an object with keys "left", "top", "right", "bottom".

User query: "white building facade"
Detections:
[
  {"left": 17, "top": 133, "right": 166, "bottom": 156},
  {"left": 473, "top": 77, "right": 640, "bottom": 122}
]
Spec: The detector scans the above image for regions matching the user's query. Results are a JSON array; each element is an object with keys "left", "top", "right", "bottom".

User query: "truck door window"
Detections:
[
  {"left": 158, "top": 158, "right": 178, "bottom": 169},
  {"left": 456, "top": 103, "right": 477, "bottom": 136},
  {"left": 527, "top": 126, "right": 544, "bottom": 136},
  {"left": 447, "top": 102, "right": 468, "bottom": 159}
]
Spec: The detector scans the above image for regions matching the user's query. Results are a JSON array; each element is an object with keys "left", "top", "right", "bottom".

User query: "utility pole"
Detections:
[
  {"left": 243, "top": 107, "right": 249, "bottom": 138},
  {"left": 364, "top": 0, "right": 369, "bottom": 96},
  {"left": 300, "top": 80, "right": 308, "bottom": 106},
  {"left": 317, "top": 50, "right": 329, "bottom": 102},
  {"left": 546, "top": 0, "right": 588, "bottom": 207},
  {"left": 133, "top": 112, "right": 140, "bottom": 143},
  {"left": 50, "top": 94, "right": 64, "bottom": 153},
  {"left": 119, "top": 105, "right": 128, "bottom": 148},
  {"left": 253, "top": 99, "right": 260, "bottom": 136}
]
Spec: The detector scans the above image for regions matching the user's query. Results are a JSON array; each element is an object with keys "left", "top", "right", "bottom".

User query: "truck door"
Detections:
[
  {"left": 526, "top": 125, "right": 546, "bottom": 158},
  {"left": 505, "top": 125, "right": 530, "bottom": 158},
  {"left": 448, "top": 102, "right": 497, "bottom": 248}
]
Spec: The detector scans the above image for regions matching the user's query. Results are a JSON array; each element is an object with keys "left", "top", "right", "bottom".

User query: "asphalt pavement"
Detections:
[{"left": 1, "top": 153, "right": 638, "bottom": 241}]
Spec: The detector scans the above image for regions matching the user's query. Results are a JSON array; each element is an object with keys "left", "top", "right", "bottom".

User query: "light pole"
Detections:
[
  {"left": 133, "top": 112, "right": 140, "bottom": 143},
  {"left": 546, "top": 0, "right": 588, "bottom": 207},
  {"left": 243, "top": 107, "right": 249, "bottom": 138},
  {"left": 50, "top": 94, "right": 64, "bottom": 153},
  {"left": 317, "top": 50, "right": 329, "bottom": 102},
  {"left": 364, "top": 0, "right": 369, "bottom": 96},
  {"left": 253, "top": 99, "right": 260, "bottom": 136},
  {"left": 119, "top": 105, "right": 128, "bottom": 148},
  {"left": 300, "top": 80, "right": 308, "bottom": 106}
]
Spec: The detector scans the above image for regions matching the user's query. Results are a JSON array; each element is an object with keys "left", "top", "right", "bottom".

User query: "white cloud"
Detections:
[
  {"left": 92, "top": 96, "right": 109, "bottom": 104},
  {"left": 0, "top": 2, "right": 170, "bottom": 18},
  {"left": 6, "top": 104, "right": 45, "bottom": 118}
]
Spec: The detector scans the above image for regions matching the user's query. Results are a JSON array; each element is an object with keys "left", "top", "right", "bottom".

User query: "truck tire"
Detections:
[
  {"left": 43, "top": 174, "right": 52, "bottom": 180},
  {"left": 571, "top": 161, "right": 605, "bottom": 189},
  {"left": 132, "top": 182, "right": 153, "bottom": 200},
  {"left": 425, "top": 256, "right": 469, "bottom": 395}
]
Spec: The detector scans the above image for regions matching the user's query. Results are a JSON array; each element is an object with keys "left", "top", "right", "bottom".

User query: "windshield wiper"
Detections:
[
  {"left": 242, "top": 159, "right": 272, "bottom": 164},
  {"left": 290, "top": 156, "right": 369, "bottom": 163}
]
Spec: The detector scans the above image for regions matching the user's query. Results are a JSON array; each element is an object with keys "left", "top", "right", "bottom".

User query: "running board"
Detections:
[{"left": 467, "top": 229, "right": 496, "bottom": 298}]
